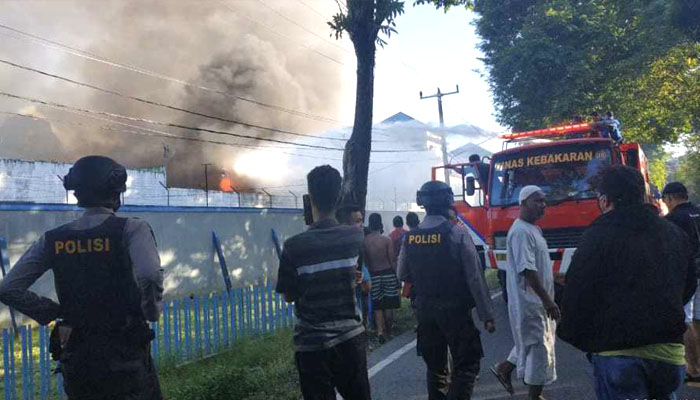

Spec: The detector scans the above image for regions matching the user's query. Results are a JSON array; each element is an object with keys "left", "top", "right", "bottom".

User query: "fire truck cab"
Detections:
[{"left": 432, "top": 123, "right": 655, "bottom": 276}]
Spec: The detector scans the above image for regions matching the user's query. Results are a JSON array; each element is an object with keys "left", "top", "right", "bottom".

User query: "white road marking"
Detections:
[
  {"left": 367, "top": 290, "right": 503, "bottom": 379},
  {"left": 368, "top": 338, "right": 418, "bottom": 379},
  {"left": 335, "top": 291, "right": 504, "bottom": 398}
]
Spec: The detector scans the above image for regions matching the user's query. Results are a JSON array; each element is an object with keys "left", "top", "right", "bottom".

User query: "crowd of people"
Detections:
[
  {"left": 491, "top": 168, "right": 700, "bottom": 400},
  {"left": 0, "top": 155, "right": 697, "bottom": 400},
  {"left": 275, "top": 163, "right": 700, "bottom": 400}
]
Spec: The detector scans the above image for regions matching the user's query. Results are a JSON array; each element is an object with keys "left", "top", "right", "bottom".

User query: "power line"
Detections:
[
  {"left": 0, "top": 109, "right": 437, "bottom": 166},
  {"left": 255, "top": 0, "right": 352, "bottom": 55},
  {"left": 218, "top": 1, "right": 349, "bottom": 68},
  {"left": 297, "top": 0, "right": 328, "bottom": 20},
  {"left": 0, "top": 57, "right": 394, "bottom": 143},
  {"left": 0, "top": 110, "right": 343, "bottom": 161},
  {"left": 289, "top": 1, "right": 424, "bottom": 79},
  {"left": 0, "top": 24, "right": 419, "bottom": 137},
  {"left": 0, "top": 23, "right": 346, "bottom": 125},
  {"left": 0, "top": 58, "right": 361, "bottom": 142},
  {"left": 0, "top": 91, "right": 428, "bottom": 153},
  {"left": 0, "top": 91, "right": 342, "bottom": 150},
  {"left": 1, "top": 109, "right": 437, "bottom": 165}
]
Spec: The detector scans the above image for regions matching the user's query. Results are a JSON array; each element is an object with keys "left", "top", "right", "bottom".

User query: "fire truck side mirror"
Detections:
[
  {"left": 466, "top": 176, "right": 476, "bottom": 196},
  {"left": 625, "top": 149, "right": 639, "bottom": 169}
]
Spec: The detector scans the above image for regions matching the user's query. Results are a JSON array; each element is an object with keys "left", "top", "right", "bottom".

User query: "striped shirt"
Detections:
[{"left": 276, "top": 218, "right": 365, "bottom": 352}]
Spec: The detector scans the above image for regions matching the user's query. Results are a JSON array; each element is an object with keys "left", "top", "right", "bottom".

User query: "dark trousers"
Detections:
[
  {"left": 62, "top": 344, "right": 162, "bottom": 400},
  {"left": 295, "top": 333, "right": 371, "bottom": 400},
  {"left": 417, "top": 300, "right": 483, "bottom": 400}
]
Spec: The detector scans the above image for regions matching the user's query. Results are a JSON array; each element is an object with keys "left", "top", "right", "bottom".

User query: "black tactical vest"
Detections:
[
  {"left": 404, "top": 221, "right": 475, "bottom": 307},
  {"left": 45, "top": 216, "right": 142, "bottom": 333}
]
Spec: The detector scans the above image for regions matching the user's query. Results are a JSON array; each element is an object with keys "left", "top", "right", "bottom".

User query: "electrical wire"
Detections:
[
  {"left": 218, "top": 1, "right": 349, "bottom": 68},
  {"left": 291, "top": 0, "right": 424, "bottom": 79},
  {"left": 297, "top": 0, "right": 328, "bottom": 20},
  {"left": 0, "top": 24, "right": 417, "bottom": 137},
  {"left": 0, "top": 109, "right": 434, "bottom": 164},
  {"left": 255, "top": 0, "right": 352, "bottom": 55},
  {"left": 0, "top": 90, "right": 345, "bottom": 150},
  {"left": 0, "top": 58, "right": 366, "bottom": 142},
  {"left": 0, "top": 58, "right": 395, "bottom": 143},
  {"left": 0, "top": 110, "right": 344, "bottom": 161},
  {"left": 0, "top": 90, "right": 429, "bottom": 153},
  {"left": 0, "top": 23, "right": 346, "bottom": 125}
]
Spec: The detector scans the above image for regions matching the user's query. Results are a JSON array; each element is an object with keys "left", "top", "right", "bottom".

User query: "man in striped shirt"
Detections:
[{"left": 276, "top": 165, "right": 370, "bottom": 400}]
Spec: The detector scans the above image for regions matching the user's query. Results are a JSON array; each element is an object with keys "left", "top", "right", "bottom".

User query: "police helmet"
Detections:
[
  {"left": 416, "top": 180, "right": 454, "bottom": 208},
  {"left": 63, "top": 156, "right": 127, "bottom": 196}
]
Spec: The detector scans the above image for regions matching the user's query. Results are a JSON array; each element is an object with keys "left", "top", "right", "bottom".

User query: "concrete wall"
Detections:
[
  {"left": 0, "top": 158, "right": 303, "bottom": 208},
  {"left": 0, "top": 204, "right": 418, "bottom": 326}
]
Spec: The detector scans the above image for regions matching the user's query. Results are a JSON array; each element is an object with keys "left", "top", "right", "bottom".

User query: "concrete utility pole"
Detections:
[
  {"left": 202, "top": 163, "right": 212, "bottom": 207},
  {"left": 420, "top": 85, "right": 459, "bottom": 184}
]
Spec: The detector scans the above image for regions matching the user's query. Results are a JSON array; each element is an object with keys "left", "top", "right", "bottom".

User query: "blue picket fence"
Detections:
[{"left": 0, "top": 282, "right": 293, "bottom": 400}]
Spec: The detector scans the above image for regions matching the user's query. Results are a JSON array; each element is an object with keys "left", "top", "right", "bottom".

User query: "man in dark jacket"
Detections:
[
  {"left": 663, "top": 181, "right": 700, "bottom": 384},
  {"left": 559, "top": 166, "right": 696, "bottom": 400},
  {"left": 663, "top": 182, "right": 700, "bottom": 257}
]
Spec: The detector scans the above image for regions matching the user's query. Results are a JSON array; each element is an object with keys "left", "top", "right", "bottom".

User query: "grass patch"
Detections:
[
  {"left": 160, "top": 299, "right": 417, "bottom": 400},
  {"left": 160, "top": 330, "right": 300, "bottom": 400}
]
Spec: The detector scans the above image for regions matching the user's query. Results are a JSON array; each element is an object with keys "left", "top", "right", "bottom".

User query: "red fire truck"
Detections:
[{"left": 432, "top": 123, "right": 656, "bottom": 278}]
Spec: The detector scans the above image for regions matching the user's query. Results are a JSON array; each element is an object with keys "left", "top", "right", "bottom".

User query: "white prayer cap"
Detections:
[{"left": 518, "top": 185, "right": 545, "bottom": 204}]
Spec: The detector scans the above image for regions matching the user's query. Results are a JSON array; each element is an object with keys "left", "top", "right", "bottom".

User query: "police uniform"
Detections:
[
  {"left": 0, "top": 156, "right": 163, "bottom": 400},
  {"left": 397, "top": 182, "right": 494, "bottom": 400}
]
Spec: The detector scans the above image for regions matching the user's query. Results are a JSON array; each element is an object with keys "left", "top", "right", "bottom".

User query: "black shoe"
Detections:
[{"left": 378, "top": 335, "right": 386, "bottom": 344}]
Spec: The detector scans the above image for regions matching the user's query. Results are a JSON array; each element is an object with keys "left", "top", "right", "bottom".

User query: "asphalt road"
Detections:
[{"left": 366, "top": 293, "right": 700, "bottom": 400}]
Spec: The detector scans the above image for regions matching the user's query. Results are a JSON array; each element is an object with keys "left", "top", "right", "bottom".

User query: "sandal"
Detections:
[{"left": 489, "top": 365, "right": 514, "bottom": 395}]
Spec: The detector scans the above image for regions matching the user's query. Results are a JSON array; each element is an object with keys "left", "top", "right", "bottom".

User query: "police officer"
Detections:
[
  {"left": 398, "top": 181, "right": 495, "bottom": 400},
  {"left": 0, "top": 156, "right": 163, "bottom": 400}
]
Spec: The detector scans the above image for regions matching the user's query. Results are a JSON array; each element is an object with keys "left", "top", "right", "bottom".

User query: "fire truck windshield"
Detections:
[{"left": 490, "top": 142, "right": 613, "bottom": 207}]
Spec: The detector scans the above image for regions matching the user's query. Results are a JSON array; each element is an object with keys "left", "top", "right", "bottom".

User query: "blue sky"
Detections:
[
  {"left": 308, "top": 1, "right": 506, "bottom": 152},
  {"left": 372, "top": 4, "right": 502, "bottom": 133},
  {"left": 320, "top": 1, "right": 503, "bottom": 133}
]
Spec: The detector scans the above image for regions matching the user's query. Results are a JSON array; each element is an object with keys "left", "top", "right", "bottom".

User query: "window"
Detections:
[{"left": 490, "top": 143, "right": 613, "bottom": 207}]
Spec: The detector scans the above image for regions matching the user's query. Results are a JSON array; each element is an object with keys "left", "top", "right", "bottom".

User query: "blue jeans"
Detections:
[{"left": 591, "top": 354, "right": 685, "bottom": 400}]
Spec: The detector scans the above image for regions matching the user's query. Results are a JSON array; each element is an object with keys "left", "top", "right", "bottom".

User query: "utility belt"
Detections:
[
  {"left": 49, "top": 319, "right": 156, "bottom": 399},
  {"left": 49, "top": 319, "right": 154, "bottom": 363}
]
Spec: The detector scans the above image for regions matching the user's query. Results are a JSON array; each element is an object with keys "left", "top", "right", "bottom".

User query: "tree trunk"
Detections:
[{"left": 341, "top": 4, "right": 377, "bottom": 212}]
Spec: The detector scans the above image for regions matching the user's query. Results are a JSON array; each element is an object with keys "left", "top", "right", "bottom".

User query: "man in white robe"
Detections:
[{"left": 490, "top": 186, "right": 559, "bottom": 400}]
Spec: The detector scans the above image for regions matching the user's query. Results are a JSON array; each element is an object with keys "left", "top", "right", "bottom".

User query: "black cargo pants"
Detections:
[
  {"left": 59, "top": 335, "right": 162, "bottom": 400},
  {"left": 416, "top": 299, "right": 483, "bottom": 400}
]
